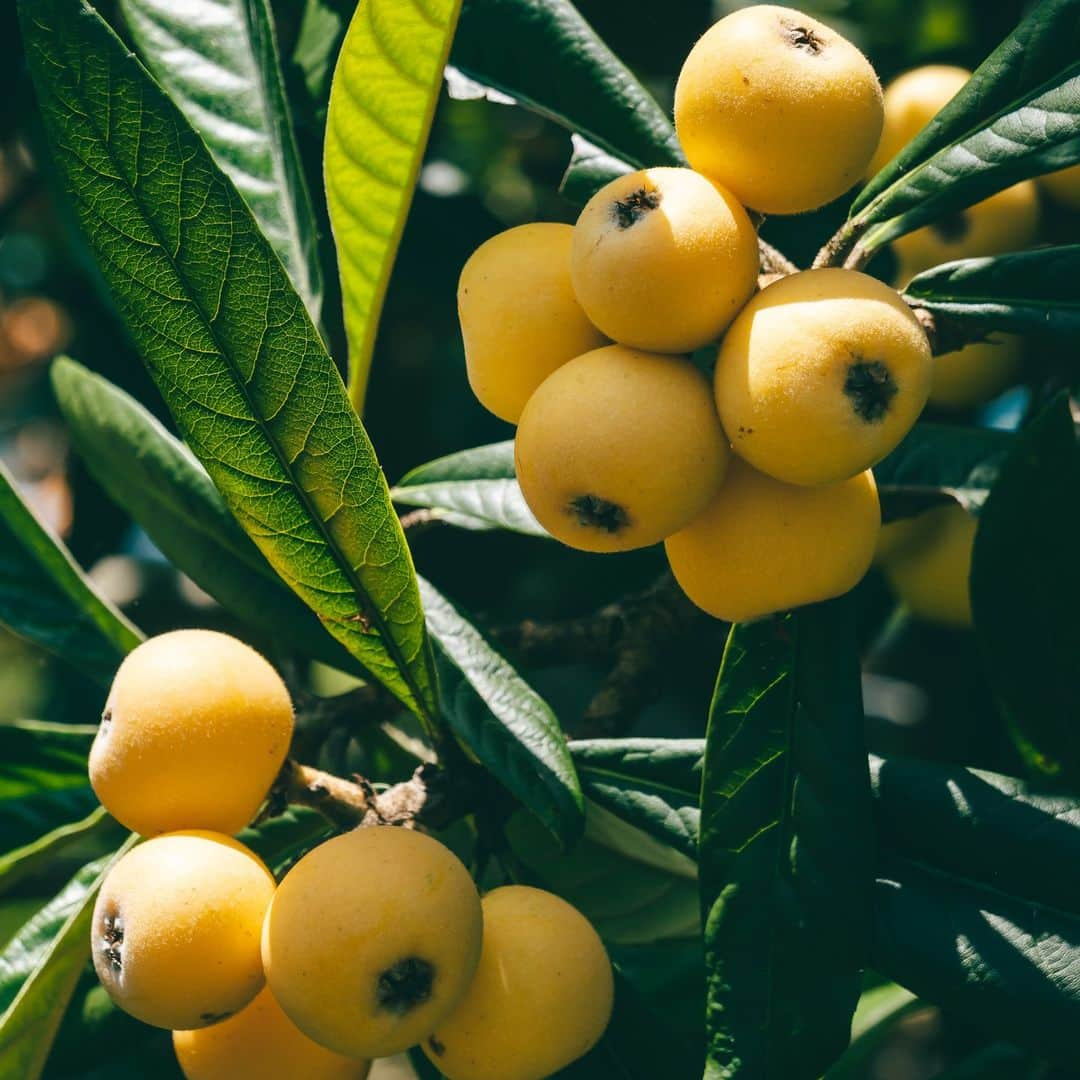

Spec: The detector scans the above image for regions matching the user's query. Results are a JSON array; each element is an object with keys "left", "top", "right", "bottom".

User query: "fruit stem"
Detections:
[{"left": 811, "top": 218, "right": 867, "bottom": 269}]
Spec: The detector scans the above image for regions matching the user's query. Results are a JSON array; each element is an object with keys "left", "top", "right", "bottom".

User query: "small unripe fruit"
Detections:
[
  {"left": 929, "top": 334, "right": 1023, "bottom": 409},
  {"left": 515, "top": 345, "right": 730, "bottom": 552},
  {"left": 866, "top": 65, "right": 970, "bottom": 178},
  {"left": 458, "top": 224, "right": 606, "bottom": 423},
  {"left": 422, "top": 886, "right": 614, "bottom": 1080},
  {"left": 714, "top": 268, "right": 932, "bottom": 486},
  {"left": 569, "top": 167, "right": 758, "bottom": 352},
  {"left": 92, "top": 832, "right": 275, "bottom": 1030},
  {"left": 665, "top": 459, "right": 880, "bottom": 622},
  {"left": 881, "top": 502, "right": 976, "bottom": 627},
  {"left": 674, "top": 6, "right": 883, "bottom": 214},
  {"left": 90, "top": 629, "right": 293, "bottom": 837},
  {"left": 262, "top": 826, "right": 482, "bottom": 1060},
  {"left": 1039, "top": 163, "right": 1080, "bottom": 209},
  {"left": 173, "top": 988, "right": 371, "bottom": 1080}
]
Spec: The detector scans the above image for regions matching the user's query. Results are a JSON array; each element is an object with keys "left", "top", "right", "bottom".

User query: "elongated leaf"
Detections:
[
  {"left": 869, "top": 752, "right": 1080, "bottom": 911},
  {"left": 0, "top": 841, "right": 135, "bottom": 1080},
  {"left": 972, "top": 395, "right": 1080, "bottom": 778},
  {"left": 325, "top": 0, "right": 463, "bottom": 411},
  {"left": 850, "top": 0, "right": 1080, "bottom": 251},
  {"left": 873, "top": 422, "right": 1014, "bottom": 520},
  {"left": 0, "top": 463, "right": 140, "bottom": 687},
  {"left": 420, "top": 577, "right": 583, "bottom": 845},
  {"left": 0, "top": 808, "right": 117, "bottom": 899},
  {"left": 560, "top": 134, "right": 634, "bottom": 204},
  {"left": 21, "top": 0, "right": 436, "bottom": 724},
  {"left": 292, "top": 0, "right": 348, "bottom": 117},
  {"left": 51, "top": 357, "right": 362, "bottom": 675},
  {"left": 700, "top": 600, "right": 874, "bottom": 1080},
  {"left": 826, "top": 982, "right": 920, "bottom": 1080},
  {"left": 119, "top": 0, "right": 323, "bottom": 320},
  {"left": 570, "top": 738, "right": 702, "bottom": 862},
  {"left": 871, "top": 854, "right": 1080, "bottom": 1067},
  {"left": 392, "top": 442, "right": 546, "bottom": 536},
  {"left": 904, "top": 247, "right": 1080, "bottom": 341},
  {"left": 452, "top": 0, "right": 682, "bottom": 169}
]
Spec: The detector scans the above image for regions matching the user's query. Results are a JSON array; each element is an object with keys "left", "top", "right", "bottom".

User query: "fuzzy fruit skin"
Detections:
[
  {"left": 422, "top": 886, "right": 614, "bottom": 1080},
  {"left": 714, "top": 269, "right": 932, "bottom": 486},
  {"left": 1039, "top": 162, "right": 1080, "bottom": 209},
  {"left": 929, "top": 334, "right": 1023, "bottom": 409},
  {"left": 674, "top": 6, "right": 883, "bottom": 214},
  {"left": 89, "top": 629, "right": 293, "bottom": 837},
  {"left": 665, "top": 459, "right": 880, "bottom": 622},
  {"left": 262, "top": 826, "right": 482, "bottom": 1060},
  {"left": 866, "top": 65, "right": 970, "bottom": 178},
  {"left": 881, "top": 503, "right": 976, "bottom": 628},
  {"left": 569, "top": 167, "right": 758, "bottom": 352},
  {"left": 92, "top": 832, "right": 275, "bottom": 1031},
  {"left": 514, "top": 345, "right": 730, "bottom": 552},
  {"left": 173, "top": 988, "right": 371, "bottom": 1080},
  {"left": 459, "top": 224, "right": 606, "bottom": 423}
]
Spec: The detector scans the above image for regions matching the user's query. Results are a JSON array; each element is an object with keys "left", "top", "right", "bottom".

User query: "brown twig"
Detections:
[
  {"left": 399, "top": 507, "right": 445, "bottom": 533},
  {"left": 903, "top": 302, "right": 997, "bottom": 357},
  {"left": 812, "top": 218, "right": 868, "bottom": 270},
  {"left": 758, "top": 237, "right": 799, "bottom": 277}
]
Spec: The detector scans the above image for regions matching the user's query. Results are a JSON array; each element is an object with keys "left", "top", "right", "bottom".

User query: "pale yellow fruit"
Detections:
[
  {"left": 674, "top": 6, "right": 883, "bottom": 214},
  {"left": 262, "top": 826, "right": 482, "bottom": 1060},
  {"left": 929, "top": 334, "right": 1023, "bottom": 409},
  {"left": 867, "top": 65, "right": 970, "bottom": 178},
  {"left": 714, "top": 269, "right": 932, "bottom": 486},
  {"left": 1039, "top": 162, "right": 1080, "bottom": 209},
  {"left": 665, "top": 458, "right": 880, "bottom": 622},
  {"left": 92, "top": 832, "right": 274, "bottom": 1030},
  {"left": 173, "top": 988, "right": 371, "bottom": 1080},
  {"left": 515, "top": 345, "right": 730, "bottom": 552},
  {"left": 458, "top": 224, "right": 606, "bottom": 423},
  {"left": 894, "top": 182, "right": 1040, "bottom": 281},
  {"left": 422, "top": 886, "right": 614, "bottom": 1080},
  {"left": 874, "top": 513, "right": 936, "bottom": 566},
  {"left": 569, "top": 167, "right": 758, "bottom": 352},
  {"left": 881, "top": 502, "right": 976, "bottom": 627},
  {"left": 90, "top": 629, "right": 293, "bottom": 837}
]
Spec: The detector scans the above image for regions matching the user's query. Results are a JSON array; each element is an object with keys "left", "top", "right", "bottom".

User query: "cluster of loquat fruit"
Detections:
[
  {"left": 87, "top": 630, "right": 613, "bottom": 1080},
  {"left": 460, "top": 5, "right": 1076, "bottom": 629}
]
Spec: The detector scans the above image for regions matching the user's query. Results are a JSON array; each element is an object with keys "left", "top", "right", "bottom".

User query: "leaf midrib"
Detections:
[{"left": 45, "top": 19, "right": 433, "bottom": 719}]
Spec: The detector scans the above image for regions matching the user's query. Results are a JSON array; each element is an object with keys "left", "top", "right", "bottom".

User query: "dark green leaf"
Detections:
[
  {"left": 0, "top": 841, "right": 136, "bottom": 1080},
  {"left": 871, "top": 854, "right": 1080, "bottom": 1068},
  {"left": 0, "top": 809, "right": 118, "bottom": 900},
  {"left": 0, "top": 461, "right": 141, "bottom": 687},
  {"left": 825, "top": 982, "right": 920, "bottom": 1080},
  {"left": 873, "top": 422, "right": 1014, "bottom": 520},
  {"left": 291, "top": 0, "right": 348, "bottom": 116},
  {"left": 700, "top": 600, "right": 874, "bottom": 1080},
  {"left": 971, "top": 395, "right": 1080, "bottom": 778},
  {"left": 451, "top": 0, "right": 683, "bottom": 168},
  {"left": 421, "top": 577, "right": 584, "bottom": 846},
  {"left": 20, "top": 0, "right": 436, "bottom": 724},
  {"left": 240, "top": 806, "right": 333, "bottom": 878},
  {"left": 392, "top": 442, "right": 546, "bottom": 536},
  {"left": 904, "top": 247, "right": 1080, "bottom": 341},
  {"left": 560, "top": 135, "right": 633, "bottom": 204},
  {"left": 119, "top": 0, "right": 324, "bottom": 320},
  {"left": 51, "top": 357, "right": 362, "bottom": 675},
  {"left": 852, "top": 0, "right": 1080, "bottom": 249},
  {"left": 570, "top": 738, "right": 702, "bottom": 861}
]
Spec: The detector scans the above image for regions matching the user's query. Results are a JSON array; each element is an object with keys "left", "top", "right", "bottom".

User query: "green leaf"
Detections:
[
  {"left": 904, "top": 247, "right": 1080, "bottom": 341},
  {"left": 292, "top": 0, "right": 348, "bottom": 116},
  {"left": 825, "top": 982, "right": 920, "bottom": 1080},
  {"left": 0, "top": 840, "right": 136, "bottom": 1080},
  {"left": 420, "top": 577, "right": 584, "bottom": 846},
  {"left": 451, "top": 0, "right": 683, "bottom": 169},
  {"left": 700, "top": 600, "right": 874, "bottom": 1080},
  {"left": 972, "top": 395, "right": 1080, "bottom": 779},
  {"left": 392, "top": 442, "right": 547, "bottom": 536},
  {"left": 873, "top": 422, "right": 1014, "bottom": 520},
  {"left": 118, "top": 0, "right": 324, "bottom": 321},
  {"left": 0, "top": 461, "right": 141, "bottom": 687},
  {"left": 324, "top": 0, "right": 464, "bottom": 412},
  {"left": 559, "top": 134, "right": 634, "bottom": 204},
  {"left": 20, "top": 0, "right": 436, "bottom": 725},
  {"left": 51, "top": 357, "right": 362, "bottom": 676},
  {"left": 850, "top": 0, "right": 1080, "bottom": 252},
  {"left": 570, "top": 738, "right": 702, "bottom": 862},
  {"left": 240, "top": 806, "right": 333, "bottom": 877}
]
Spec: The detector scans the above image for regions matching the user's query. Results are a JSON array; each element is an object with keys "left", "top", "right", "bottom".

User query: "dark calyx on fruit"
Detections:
[
  {"left": 101, "top": 908, "right": 124, "bottom": 973},
  {"left": 783, "top": 23, "right": 824, "bottom": 53},
  {"left": 376, "top": 956, "right": 435, "bottom": 1015},
  {"left": 568, "top": 494, "right": 631, "bottom": 534},
  {"left": 612, "top": 188, "right": 660, "bottom": 229},
  {"left": 844, "top": 360, "right": 898, "bottom": 423}
]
